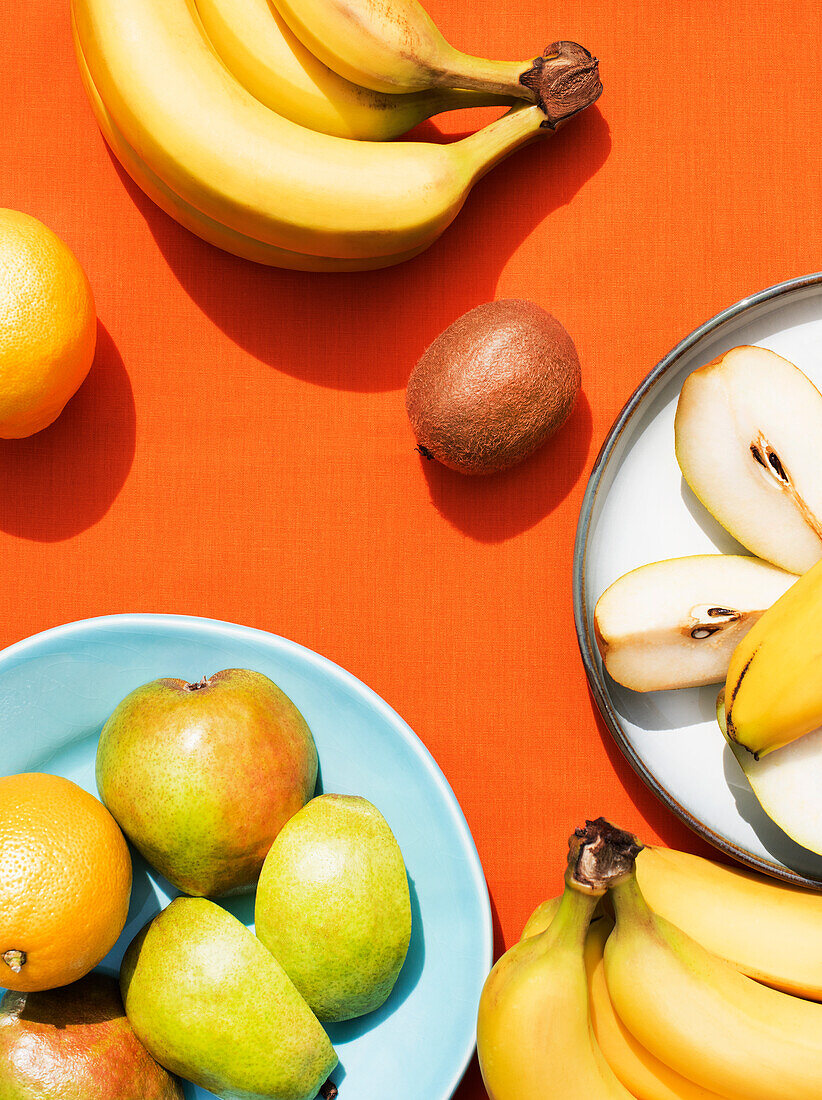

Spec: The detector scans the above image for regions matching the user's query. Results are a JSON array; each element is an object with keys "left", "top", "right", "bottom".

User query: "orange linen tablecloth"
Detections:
[{"left": 3, "top": 0, "right": 822, "bottom": 1094}]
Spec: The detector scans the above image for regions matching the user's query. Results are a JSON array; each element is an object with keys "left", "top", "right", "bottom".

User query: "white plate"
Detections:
[{"left": 574, "top": 273, "right": 822, "bottom": 886}]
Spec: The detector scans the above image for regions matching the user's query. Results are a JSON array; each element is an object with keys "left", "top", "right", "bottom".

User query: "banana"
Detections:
[
  {"left": 520, "top": 896, "right": 721, "bottom": 1100},
  {"left": 270, "top": 0, "right": 596, "bottom": 104},
  {"left": 725, "top": 552, "right": 822, "bottom": 757},
  {"left": 477, "top": 822, "right": 639, "bottom": 1100},
  {"left": 605, "top": 870, "right": 822, "bottom": 1100},
  {"left": 528, "top": 845, "right": 822, "bottom": 1002},
  {"left": 74, "top": 29, "right": 427, "bottom": 271},
  {"left": 194, "top": 0, "right": 516, "bottom": 140},
  {"left": 73, "top": 0, "right": 600, "bottom": 263},
  {"left": 586, "top": 917, "right": 722, "bottom": 1100},
  {"left": 520, "top": 893, "right": 569, "bottom": 939},
  {"left": 477, "top": 886, "right": 633, "bottom": 1100},
  {"left": 635, "top": 845, "right": 822, "bottom": 1000}
]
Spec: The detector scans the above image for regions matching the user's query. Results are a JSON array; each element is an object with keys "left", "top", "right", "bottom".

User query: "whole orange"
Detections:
[
  {"left": 0, "top": 773, "right": 132, "bottom": 992},
  {"left": 0, "top": 209, "right": 96, "bottom": 438}
]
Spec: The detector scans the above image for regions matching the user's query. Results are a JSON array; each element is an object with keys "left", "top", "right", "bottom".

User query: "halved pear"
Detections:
[
  {"left": 594, "top": 555, "right": 795, "bottom": 692},
  {"left": 675, "top": 346, "right": 822, "bottom": 575},
  {"left": 718, "top": 689, "right": 822, "bottom": 857}
]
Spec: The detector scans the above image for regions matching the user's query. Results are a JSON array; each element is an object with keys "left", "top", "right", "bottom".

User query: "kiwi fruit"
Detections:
[{"left": 405, "top": 299, "right": 581, "bottom": 475}]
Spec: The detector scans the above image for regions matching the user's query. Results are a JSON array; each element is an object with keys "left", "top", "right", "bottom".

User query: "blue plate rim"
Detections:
[{"left": 0, "top": 611, "right": 493, "bottom": 1099}]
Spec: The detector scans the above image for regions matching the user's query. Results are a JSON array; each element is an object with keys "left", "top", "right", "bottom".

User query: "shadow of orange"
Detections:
[{"left": 0, "top": 324, "right": 135, "bottom": 541}]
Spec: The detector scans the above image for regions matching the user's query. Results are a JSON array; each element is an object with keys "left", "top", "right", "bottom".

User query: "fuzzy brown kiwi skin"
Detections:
[{"left": 405, "top": 299, "right": 581, "bottom": 475}]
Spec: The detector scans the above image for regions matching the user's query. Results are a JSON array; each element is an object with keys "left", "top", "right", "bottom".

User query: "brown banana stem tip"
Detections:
[
  {"left": 566, "top": 818, "right": 642, "bottom": 894},
  {"left": 520, "top": 41, "right": 602, "bottom": 129},
  {"left": 319, "top": 1081, "right": 338, "bottom": 1100}
]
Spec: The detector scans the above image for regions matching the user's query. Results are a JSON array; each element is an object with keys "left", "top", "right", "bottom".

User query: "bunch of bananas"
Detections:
[
  {"left": 478, "top": 819, "right": 822, "bottom": 1100},
  {"left": 71, "top": 0, "right": 601, "bottom": 270}
]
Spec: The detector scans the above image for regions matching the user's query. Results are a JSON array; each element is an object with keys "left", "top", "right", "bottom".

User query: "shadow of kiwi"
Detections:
[
  {"left": 418, "top": 390, "right": 593, "bottom": 542},
  {"left": 324, "top": 873, "right": 424, "bottom": 1044}
]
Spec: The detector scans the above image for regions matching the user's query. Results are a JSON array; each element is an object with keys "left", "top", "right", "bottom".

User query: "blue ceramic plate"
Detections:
[{"left": 0, "top": 613, "right": 491, "bottom": 1100}]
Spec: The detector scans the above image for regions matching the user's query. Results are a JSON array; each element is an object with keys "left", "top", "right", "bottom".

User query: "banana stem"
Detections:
[
  {"left": 430, "top": 87, "right": 521, "bottom": 112},
  {"left": 438, "top": 41, "right": 600, "bottom": 116},
  {"left": 455, "top": 104, "right": 546, "bottom": 184},
  {"left": 518, "top": 42, "right": 602, "bottom": 127},
  {"left": 609, "top": 874, "right": 657, "bottom": 929},
  {"left": 435, "top": 51, "right": 544, "bottom": 99},
  {"left": 454, "top": 41, "right": 602, "bottom": 183},
  {"left": 548, "top": 885, "right": 601, "bottom": 951}
]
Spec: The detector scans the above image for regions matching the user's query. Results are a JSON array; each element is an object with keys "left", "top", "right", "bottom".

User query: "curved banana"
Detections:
[
  {"left": 520, "top": 893, "right": 563, "bottom": 939},
  {"left": 586, "top": 918, "right": 722, "bottom": 1100},
  {"left": 73, "top": 0, "right": 600, "bottom": 261},
  {"left": 194, "top": 0, "right": 516, "bottom": 140},
  {"left": 724, "top": 553, "right": 822, "bottom": 758},
  {"left": 74, "top": 30, "right": 427, "bottom": 271},
  {"left": 635, "top": 845, "right": 822, "bottom": 1000},
  {"left": 605, "top": 871, "right": 822, "bottom": 1100},
  {"left": 519, "top": 896, "right": 721, "bottom": 1100},
  {"left": 270, "top": 0, "right": 594, "bottom": 102},
  {"left": 477, "top": 886, "right": 633, "bottom": 1100}
]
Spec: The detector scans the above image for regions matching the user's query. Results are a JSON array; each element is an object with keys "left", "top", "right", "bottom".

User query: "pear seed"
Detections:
[{"left": 767, "top": 449, "right": 789, "bottom": 482}]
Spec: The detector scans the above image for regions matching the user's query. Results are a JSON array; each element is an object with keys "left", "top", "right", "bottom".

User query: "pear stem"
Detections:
[{"left": 185, "top": 676, "right": 211, "bottom": 691}]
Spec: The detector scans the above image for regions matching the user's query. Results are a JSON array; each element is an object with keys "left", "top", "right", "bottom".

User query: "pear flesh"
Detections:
[
  {"left": 120, "top": 897, "right": 337, "bottom": 1100},
  {"left": 96, "top": 668, "right": 318, "bottom": 896},
  {"left": 718, "top": 691, "right": 822, "bottom": 858},
  {"left": 674, "top": 346, "right": 822, "bottom": 575},
  {"left": 594, "top": 554, "right": 795, "bottom": 692},
  {"left": 255, "top": 794, "right": 412, "bottom": 1022}
]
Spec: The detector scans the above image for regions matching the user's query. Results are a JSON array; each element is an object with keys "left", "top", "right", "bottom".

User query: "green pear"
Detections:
[
  {"left": 96, "top": 668, "right": 318, "bottom": 896},
  {"left": 255, "top": 794, "right": 412, "bottom": 1022},
  {"left": 0, "top": 973, "right": 183, "bottom": 1100},
  {"left": 120, "top": 897, "right": 338, "bottom": 1100}
]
